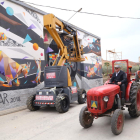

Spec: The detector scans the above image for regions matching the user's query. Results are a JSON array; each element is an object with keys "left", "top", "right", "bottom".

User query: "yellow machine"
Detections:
[
  {"left": 44, "top": 14, "right": 85, "bottom": 86},
  {"left": 27, "top": 14, "right": 86, "bottom": 113}
]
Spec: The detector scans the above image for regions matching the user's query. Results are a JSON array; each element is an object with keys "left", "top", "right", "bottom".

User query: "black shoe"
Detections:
[{"left": 121, "top": 106, "right": 125, "bottom": 110}]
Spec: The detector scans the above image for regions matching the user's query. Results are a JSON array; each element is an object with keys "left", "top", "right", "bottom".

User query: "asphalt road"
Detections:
[{"left": 1, "top": 103, "right": 140, "bottom": 140}]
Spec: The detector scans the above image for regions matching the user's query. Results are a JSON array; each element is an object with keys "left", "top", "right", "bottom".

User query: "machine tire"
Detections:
[
  {"left": 128, "top": 82, "right": 140, "bottom": 117},
  {"left": 49, "top": 59, "right": 54, "bottom": 66},
  {"left": 27, "top": 95, "right": 40, "bottom": 111},
  {"left": 55, "top": 93, "right": 70, "bottom": 113},
  {"left": 111, "top": 109, "right": 125, "bottom": 135},
  {"left": 78, "top": 89, "right": 86, "bottom": 104},
  {"left": 79, "top": 106, "right": 93, "bottom": 128}
]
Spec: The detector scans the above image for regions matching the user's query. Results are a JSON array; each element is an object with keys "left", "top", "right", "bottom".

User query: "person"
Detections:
[{"left": 110, "top": 65, "right": 127, "bottom": 105}]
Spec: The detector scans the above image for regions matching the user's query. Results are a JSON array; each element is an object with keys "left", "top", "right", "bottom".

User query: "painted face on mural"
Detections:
[{"left": 22, "top": 62, "right": 31, "bottom": 78}]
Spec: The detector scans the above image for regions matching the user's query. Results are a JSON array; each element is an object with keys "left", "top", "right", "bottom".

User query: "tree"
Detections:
[{"left": 104, "top": 62, "right": 110, "bottom": 75}]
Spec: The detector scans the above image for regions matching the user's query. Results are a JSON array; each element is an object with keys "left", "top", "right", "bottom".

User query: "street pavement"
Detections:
[{"left": 0, "top": 102, "right": 140, "bottom": 140}]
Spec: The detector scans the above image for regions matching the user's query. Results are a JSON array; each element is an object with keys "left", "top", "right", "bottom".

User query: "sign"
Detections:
[
  {"left": 35, "top": 95, "right": 53, "bottom": 100},
  {"left": 91, "top": 100, "right": 98, "bottom": 108},
  {"left": 46, "top": 72, "right": 56, "bottom": 79},
  {"left": 71, "top": 87, "right": 77, "bottom": 94}
]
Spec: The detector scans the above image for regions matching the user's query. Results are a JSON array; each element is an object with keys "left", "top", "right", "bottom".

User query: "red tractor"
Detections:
[{"left": 79, "top": 59, "right": 140, "bottom": 135}]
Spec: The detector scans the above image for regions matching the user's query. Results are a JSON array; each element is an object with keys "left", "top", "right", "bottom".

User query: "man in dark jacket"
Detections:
[{"left": 110, "top": 65, "right": 127, "bottom": 105}]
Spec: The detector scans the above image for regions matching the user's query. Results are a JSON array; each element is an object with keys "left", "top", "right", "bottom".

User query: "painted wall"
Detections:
[
  {"left": 0, "top": 83, "right": 43, "bottom": 112},
  {"left": 0, "top": 1, "right": 45, "bottom": 91},
  {"left": 45, "top": 30, "right": 103, "bottom": 90},
  {"left": 0, "top": 0, "right": 45, "bottom": 111},
  {"left": 0, "top": 0, "right": 103, "bottom": 112},
  {"left": 77, "top": 31, "right": 103, "bottom": 89}
]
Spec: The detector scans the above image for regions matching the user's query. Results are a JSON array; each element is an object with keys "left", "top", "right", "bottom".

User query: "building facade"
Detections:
[{"left": 0, "top": 0, "right": 103, "bottom": 113}]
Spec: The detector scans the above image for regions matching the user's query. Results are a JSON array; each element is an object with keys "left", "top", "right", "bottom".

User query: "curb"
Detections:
[{"left": 0, "top": 106, "right": 27, "bottom": 116}]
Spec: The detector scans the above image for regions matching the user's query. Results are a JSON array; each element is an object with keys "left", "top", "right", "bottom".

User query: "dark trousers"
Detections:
[{"left": 120, "top": 84, "right": 126, "bottom": 98}]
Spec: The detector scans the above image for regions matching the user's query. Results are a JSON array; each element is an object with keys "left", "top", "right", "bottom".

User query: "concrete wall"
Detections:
[{"left": 0, "top": 82, "right": 44, "bottom": 115}]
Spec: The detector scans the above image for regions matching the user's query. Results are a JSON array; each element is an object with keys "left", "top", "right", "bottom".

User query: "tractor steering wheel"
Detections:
[{"left": 108, "top": 82, "right": 118, "bottom": 85}]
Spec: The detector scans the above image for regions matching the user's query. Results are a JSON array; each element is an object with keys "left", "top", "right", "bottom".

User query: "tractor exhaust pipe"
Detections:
[{"left": 116, "top": 94, "right": 121, "bottom": 109}]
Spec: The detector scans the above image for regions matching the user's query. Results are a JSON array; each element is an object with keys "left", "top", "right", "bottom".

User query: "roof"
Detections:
[
  {"left": 8, "top": 0, "right": 47, "bottom": 15},
  {"left": 8, "top": 0, "right": 101, "bottom": 39}
]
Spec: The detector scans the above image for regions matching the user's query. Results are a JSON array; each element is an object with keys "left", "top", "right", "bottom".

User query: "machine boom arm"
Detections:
[{"left": 43, "top": 14, "right": 85, "bottom": 66}]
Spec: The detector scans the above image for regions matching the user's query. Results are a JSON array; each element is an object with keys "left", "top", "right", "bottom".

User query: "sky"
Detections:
[{"left": 20, "top": 0, "right": 140, "bottom": 62}]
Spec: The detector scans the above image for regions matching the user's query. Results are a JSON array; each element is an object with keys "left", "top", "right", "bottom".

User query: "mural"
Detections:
[
  {"left": 0, "top": 0, "right": 102, "bottom": 91},
  {"left": 0, "top": 50, "right": 31, "bottom": 87},
  {"left": 77, "top": 31, "right": 102, "bottom": 80},
  {"left": 24, "top": 8, "right": 41, "bottom": 24},
  {"left": 0, "top": 32, "right": 7, "bottom": 40},
  {"left": 0, "top": 0, "right": 103, "bottom": 113},
  {"left": 45, "top": 31, "right": 102, "bottom": 88},
  {"left": 86, "top": 56, "right": 102, "bottom": 78},
  {"left": 31, "top": 58, "right": 41, "bottom": 85},
  {"left": 0, "top": 13, "right": 22, "bottom": 26},
  {"left": 0, "top": 1, "right": 44, "bottom": 91},
  {"left": 82, "top": 34, "right": 101, "bottom": 56},
  {"left": 0, "top": 37, "right": 25, "bottom": 47},
  {"left": 46, "top": 34, "right": 78, "bottom": 81}
]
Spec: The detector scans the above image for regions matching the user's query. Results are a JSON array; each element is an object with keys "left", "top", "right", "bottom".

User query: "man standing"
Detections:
[{"left": 110, "top": 65, "right": 127, "bottom": 105}]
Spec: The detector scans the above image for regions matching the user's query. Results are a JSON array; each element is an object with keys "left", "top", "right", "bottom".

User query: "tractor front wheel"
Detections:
[
  {"left": 27, "top": 95, "right": 40, "bottom": 111},
  {"left": 111, "top": 109, "right": 125, "bottom": 135},
  {"left": 78, "top": 89, "right": 86, "bottom": 104},
  {"left": 128, "top": 82, "right": 140, "bottom": 117},
  {"left": 55, "top": 93, "right": 70, "bottom": 113},
  {"left": 79, "top": 106, "right": 94, "bottom": 128}
]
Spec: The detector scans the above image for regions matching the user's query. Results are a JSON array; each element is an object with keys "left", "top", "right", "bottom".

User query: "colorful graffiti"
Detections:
[
  {"left": 83, "top": 35, "right": 101, "bottom": 56},
  {"left": 44, "top": 33, "right": 48, "bottom": 42},
  {"left": 0, "top": 2, "right": 44, "bottom": 91},
  {"left": 31, "top": 59, "right": 41, "bottom": 84},
  {"left": 0, "top": 1, "right": 102, "bottom": 92},
  {"left": 0, "top": 32, "right": 7, "bottom": 40},
  {"left": 33, "top": 43, "right": 39, "bottom": 51},
  {"left": 87, "top": 57, "right": 102, "bottom": 78},
  {"left": 49, "top": 53, "right": 58, "bottom": 60},
  {"left": 0, "top": 51, "right": 31, "bottom": 87},
  {"left": 86, "top": 40, "right": 101, "bottom": 55}
]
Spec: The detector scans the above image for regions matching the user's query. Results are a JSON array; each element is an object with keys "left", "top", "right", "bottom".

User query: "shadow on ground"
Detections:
[{"left": 26, "top": 101, "right": 81, "bottom": 114}]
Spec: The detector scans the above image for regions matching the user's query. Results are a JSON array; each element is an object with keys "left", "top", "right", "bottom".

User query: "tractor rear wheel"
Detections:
[
  {"left": 128, "top": 82, "right": 140, "bottom": 117},
  {"left": 27, "top": 95, "right": 40, "bottom": 111},
  {"left": 55, "top": 93, "right": 70, "bottom": 113},
  {"left": 79, "top": 106, "right": 94, "bottom": 128},
  {"left": 111, "top": 109, "right": 125, "bottom": 135},
  {"left": 78, "top": 89, "right": 86, "bottom": 104}
]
